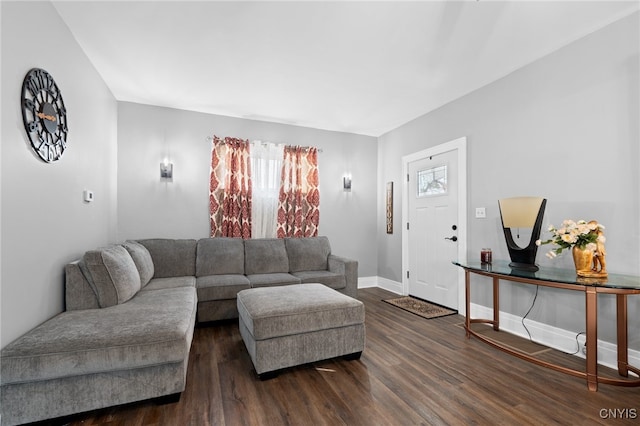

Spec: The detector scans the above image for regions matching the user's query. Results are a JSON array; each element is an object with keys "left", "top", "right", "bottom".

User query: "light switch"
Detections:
[{"left": 475, "top": 207, "right": 486, "bottom": 218}]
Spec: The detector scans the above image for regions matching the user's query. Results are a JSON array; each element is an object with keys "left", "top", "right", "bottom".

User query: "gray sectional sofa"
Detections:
[
  {"left": 0, "top": 236, "right": 357, "bottom": 426},
  {"left": 194, "top": 236, "right": 358, "bottom": 322}
]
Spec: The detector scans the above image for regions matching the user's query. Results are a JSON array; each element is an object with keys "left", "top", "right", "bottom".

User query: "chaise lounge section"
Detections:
[{"left": 0, "top": 242, "right": 197, "bottom": 426}]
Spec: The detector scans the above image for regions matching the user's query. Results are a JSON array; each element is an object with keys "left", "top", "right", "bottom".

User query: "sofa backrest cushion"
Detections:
[
  {"left": 285, "top": 236, "right": 331, "bottom": 272},
  {"left": 244, "top": 238, "right": 289, "bottom": 274},
  {"left": 137, "top": 239, "right": 197, "bottom": 278},
  {"left": 196, "top": 238, "right": 245, "bottom": 276},
  {"left": 122, "top": 240, "right": 155, "bottom": 287},
  {"left": 82, "top": 245, "right": 141, "bottom": 308}
]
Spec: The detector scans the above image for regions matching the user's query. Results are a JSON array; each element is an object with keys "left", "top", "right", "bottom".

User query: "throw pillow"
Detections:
[
  {"left": 83, "top": 245, "right": 141, "bottom": 307},
  {"left": 122, "top": 240, "right": 155, "bottom": 287}
]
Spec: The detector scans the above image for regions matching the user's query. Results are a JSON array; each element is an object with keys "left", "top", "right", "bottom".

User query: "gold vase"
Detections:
[{"left": 572, "top": 246, "right": 594, "bottom": 277}]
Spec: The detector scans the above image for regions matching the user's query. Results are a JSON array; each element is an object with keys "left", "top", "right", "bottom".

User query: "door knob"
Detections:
[{"left": 445, "top": 236, "right": 458, "bottom": 242}]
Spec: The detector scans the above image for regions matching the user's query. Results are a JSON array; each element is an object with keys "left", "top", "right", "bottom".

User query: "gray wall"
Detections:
[
  {"left": 377, "top": 13, "right": 639, "bottom": 347},
  {"left": 1, "top": 2, "right": 118, "bottom": 347},
  {"left": 1, "top": 1, "right": 636, "bottom": 355},
  {"left": 116, "top": 102, "right": 378, "bottom": 276}
]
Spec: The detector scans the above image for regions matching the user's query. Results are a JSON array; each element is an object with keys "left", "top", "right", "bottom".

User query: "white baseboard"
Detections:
[
  {"left": 471, "top": 303, "right": 640, "bottom": 374},
  {"left": 359, "top": 276, "right": 403, "bottom": 294},
  {"left": 358, "top": 277, "right": 639, "bottom": 372},
  {"left": 377, "top": 277, "right": 403, "bottom": 294},
  {"left": 357, "top": 276, "right": 379, "bottom": 289}
]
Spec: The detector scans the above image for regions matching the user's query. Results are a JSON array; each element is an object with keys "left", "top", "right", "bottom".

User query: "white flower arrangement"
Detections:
[{"left": 536, "top": 219, "right": 605, "bottom": 259}]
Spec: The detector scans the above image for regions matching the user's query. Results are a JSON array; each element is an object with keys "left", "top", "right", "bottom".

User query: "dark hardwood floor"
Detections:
[{"left": 44, "top": 287, "right": 638, "bottom": 425}]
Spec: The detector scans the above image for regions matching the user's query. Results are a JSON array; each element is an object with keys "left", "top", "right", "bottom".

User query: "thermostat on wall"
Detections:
[{"left": 83, "top": 190, "right": 94, "bottom": 203}]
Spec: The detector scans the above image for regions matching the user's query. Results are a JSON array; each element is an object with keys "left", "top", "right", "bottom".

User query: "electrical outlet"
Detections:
[
  {"left": 475, "top": 207, "right": 486, "bottom": 218},
  {"left": 83, "top": 190, "right": 94, "bottom": 203}
]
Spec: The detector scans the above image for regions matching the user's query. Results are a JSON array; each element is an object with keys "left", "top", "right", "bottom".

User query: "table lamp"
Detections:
[{"left": 498, "top": 196, "right": 547, "bottom": 271}]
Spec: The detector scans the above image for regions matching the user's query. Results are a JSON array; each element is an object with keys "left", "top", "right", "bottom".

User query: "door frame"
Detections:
[{"left": 401, "top": 136, "right": 468, "bottom": 315}]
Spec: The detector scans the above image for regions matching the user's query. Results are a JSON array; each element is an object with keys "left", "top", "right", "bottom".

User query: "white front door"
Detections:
[{"left": 407, "top": 149, "right": 459, "bottom": 309}]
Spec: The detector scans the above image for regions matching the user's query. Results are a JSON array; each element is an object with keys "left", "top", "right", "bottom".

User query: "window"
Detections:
[
  {"left": 250, "top": 142, "right": 284, "bottom": 238},
  {"left": 417, "top": 165, "right": 447, "bottom": 197}
]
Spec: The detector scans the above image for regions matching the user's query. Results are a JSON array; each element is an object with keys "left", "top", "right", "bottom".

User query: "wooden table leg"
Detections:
[
  {"left": 465, "top": 270, "right": 471, "bottom": 338},
  {"left": 585, "top": 287, "right": 598, "bottom": 391},
  {"left": 616, "top": 294, "right": 629, "bottom": 377},
  {"left": 493, "top": 277, "right": 500, "bottom": 331}
]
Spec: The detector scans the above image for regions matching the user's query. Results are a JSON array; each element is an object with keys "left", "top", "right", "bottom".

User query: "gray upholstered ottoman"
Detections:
[{"left": 237, "top": 283, "right": 365, "bottom": 378}]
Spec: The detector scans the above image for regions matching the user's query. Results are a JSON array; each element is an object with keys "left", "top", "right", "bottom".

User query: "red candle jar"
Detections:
[{"left": 481, "top": 248, "right": 492, "bottom": 264}]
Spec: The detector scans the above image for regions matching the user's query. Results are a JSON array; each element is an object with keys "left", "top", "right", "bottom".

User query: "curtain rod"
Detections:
[{"left": 206, "top": 136, "right": 322, "bottom": 153}]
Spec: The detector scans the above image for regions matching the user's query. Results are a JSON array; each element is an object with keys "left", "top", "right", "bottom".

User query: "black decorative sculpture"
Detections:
[{"left": 498, "top": 197, "right": 547, "bottom": 271}]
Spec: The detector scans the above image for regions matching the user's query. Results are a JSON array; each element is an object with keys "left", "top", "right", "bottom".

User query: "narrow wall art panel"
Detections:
[{"left": 386, "top": 182, "right": 393, "bottom": 234}]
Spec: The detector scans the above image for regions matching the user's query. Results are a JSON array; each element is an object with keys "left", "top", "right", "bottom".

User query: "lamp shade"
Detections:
[{"left": 498, "top": 197, "right": 545, "bottom": 228}]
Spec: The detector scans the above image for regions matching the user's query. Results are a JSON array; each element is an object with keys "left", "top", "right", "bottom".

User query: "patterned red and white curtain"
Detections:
[
  {"left": 276, "top": 146, "right": 320, "bottom": 238},
  {"left": 209, "top": 136, "right": 252, "bottom": 238}
]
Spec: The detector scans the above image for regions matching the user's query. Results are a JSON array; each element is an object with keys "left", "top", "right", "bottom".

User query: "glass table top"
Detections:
[{"left": 453, "top": 260, "right": 640, "bottom": 290}]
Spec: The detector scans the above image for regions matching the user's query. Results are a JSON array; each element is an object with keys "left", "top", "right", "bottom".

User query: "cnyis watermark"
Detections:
[{"left": 599, "top": 408, "right": 638, "bottom": 420}]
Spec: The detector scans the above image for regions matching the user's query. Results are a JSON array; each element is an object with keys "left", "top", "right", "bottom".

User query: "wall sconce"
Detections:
[
  {"left": 160, "top": 160, "right": 173, "bottom": 179},
  {"left": 343, "top": 175, "right": 352, "bottom": 191}
]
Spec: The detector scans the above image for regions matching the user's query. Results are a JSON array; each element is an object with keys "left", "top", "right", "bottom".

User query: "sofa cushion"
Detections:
[
  {"left": 0, "top": 287, "right": 196, "bottom": 386},
  {"left": 291, "top": 270, "right": 346, "bottom": 290},
  {"left": 142, "top": 276, "right": 196, "bottom": 292},
  {"left": 244, "top": 238, "right": 289, "bottom": 274},
  {"left": 83, "top": 245, "right": 141, "bottom": 308},
  {"left": 137, "top": 239, "right": 197, "bottom": 278},
  {"left": 196, "top": 238, "right": 245, "bottom": 276},
  {"left": 122, "top": 240, "right": 155, "bottom": 287},
  {"left": 196, "top": 275, "right": 251, "bottom": 301},
  {"left": 285, "top": 236, "right": 331, "bottom": 272},
  {"left": 246, "top": 273, "right": 301, "bottom": 288}
]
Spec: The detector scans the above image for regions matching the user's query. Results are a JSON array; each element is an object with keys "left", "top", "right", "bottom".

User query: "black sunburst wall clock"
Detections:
[{"left": 21, "top": 68, "right": 68, "bottom": 162}]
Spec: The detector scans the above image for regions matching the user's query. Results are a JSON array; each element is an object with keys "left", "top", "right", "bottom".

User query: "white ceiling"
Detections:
[{"left": 52, "top": 1, "right": 639, "bottom": 137}]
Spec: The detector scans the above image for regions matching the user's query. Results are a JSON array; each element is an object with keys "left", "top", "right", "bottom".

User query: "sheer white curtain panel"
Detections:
[{"left": 250, "top": 141, "right": 284, "bottom": 238}]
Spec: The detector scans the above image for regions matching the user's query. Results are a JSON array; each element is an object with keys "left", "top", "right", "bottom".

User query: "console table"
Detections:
[{"left": 454, "top": 260, "right": 640, "bottom": 391}]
